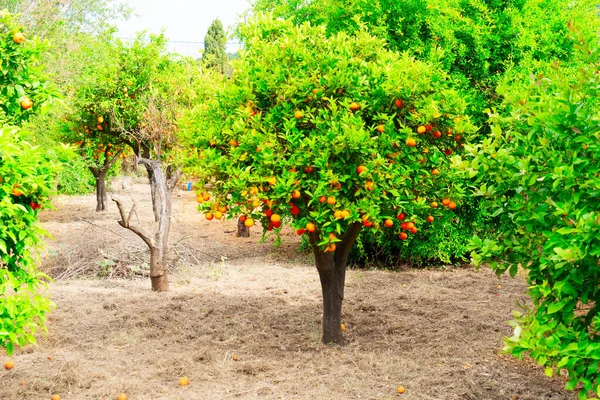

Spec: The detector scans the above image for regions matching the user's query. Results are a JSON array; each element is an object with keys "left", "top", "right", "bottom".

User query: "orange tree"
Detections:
[
  {"left": 459, "top": 22, "right": 600, "bottom": 398},
  {"left": 0, "top": 12, "right": 59, "bottom": 355},
  {"left": 181, "top": 15, "right": 476, "bottom": 344}
]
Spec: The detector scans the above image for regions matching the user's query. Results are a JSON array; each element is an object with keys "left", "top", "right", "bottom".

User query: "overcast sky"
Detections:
[{"left": 115, "top": 0, "right": 253, "bottom": 57}]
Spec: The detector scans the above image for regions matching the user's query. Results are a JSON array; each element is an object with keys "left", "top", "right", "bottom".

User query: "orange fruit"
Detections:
[
  {"left": 433, "top": 130, "right": 442, "bottom": 138},
  {"left": 20, "top": 98, "right": 33, "bottom": 110},
  {"left": 203, "top": 193, "right": 210, "bottom": 201},
  {"left": 410, "top": 227, "right": 418, "bottom": 234},
  {"left": 51, "top": 395, "right": 61, "bottom": 400},
  {"left": 179, "top": 376, "right": 190, "bottom": 386},
  {"left": 214, "top": 211, "right": 223, "bottom": 220},
  {"left": 427, "top": 216, "right": 434, "bottom": 223},
  {"left": 397, "top": 385, "right": 406, "bottom": 394},
  {"left": 232, "top": 354, "right": 239, "bottom": 361},
  {"left": 304, "top": 165, "right": 314, "bottom": 173},
  {"left": 325, "top": 244, "right": 336, "bottom": 252},
  {"left": 296, "top": 228, "right": 305, "bottom": 235},
  {"left": 334, "top": 210, "right": 343, "bottom": 219},
  {"left": 271, "top": 214, "right": 281, "bottom": 223},
  {"left": 318, "top": 196, "right": 327, "bottom": 203},
  {"left": 117, "top": 394, "right": 127, "bottom": 400},
  {"left": 328, "top": 233, "right": 337, "bottom": 240},
  {"left": 239, "top": 214, "right": 247, "bottom": 222},
  {"left": 196, "top": 195, "right": 204, "bottom": 203},
  {"left": 399, "top": 232, "right": 408, "bottom": 240},
  {"left": 377, "top": 124, "right": 385, "bottom": 133},
  {"left": 406, "top": 138, "right": 416, "bottom": 147},
  {"left": 294, "top": 110, "right": 303, "bottom": 119},
  {"left": 395, "top": 99, "right": 404, "bottom": 108},
  {"left": 406, "top": 222, "right": 415, "bottom": 230},
  {"left": 219, "top": 206, "right": 227, "bottom": 213},
  {"left": 5, "top": 360, "right": 15, "bottom": 370},
  {"left": 341, "top": 323, "right": 346, "bottom": 331},
  {"left": 252, "top": 199, "right": 260, "bottom": 208},
  {"left": 341, "top": 210, "right": 350, "bottom": 219},
  {"left": 442, "top": 198, "right": 450, "bottom": 206},
  {"left": 267, "top": 177, "right": 277, "bottom": 186},
  {"left": 244, "top": 218, "right": 255, "bottom": 227},
  {"left": 327, "top": 196, "right": 336, "bottom": 205},
  {"left": 449, "top": 201, "right": 457, "bottom": 210},
  {"left": 366, "top": 181, "right": 374, "bottom": 191},
  {"left": 431, "top": 202, "right": 438, "bottom": 208},
  {"left": 417, "top": 126, "right": 426, "bottom": 134},
  {"left": 384, "top": 219, "right": 394, "bottom": 228},
  {"left": 229, "top": 139, "right": 239, "bottom": 147},
  {"left": 396, "top": 212, "right": 406, "bottom": 221},
  {"left": 205, "top": 213, "right": 214, "bottom": 221},
  {"left": 306, "top": 222, "right": 316, "bottom": 232},
  {"left": 292, "top": 190, "right": 301, "bottom": 199},
  {"left": 425, "top": 124, "right": 433, "bottom": 132},
  {"left": 97, "top": 116, "right": 104, "bottom": 123},
  {"left": 13, "top": 32, "right": 25, "bottom": 43},
  {"left": 349, "top": 102, "right": 360, "bottom": 111},
  {"left": 432, "top": 168, "right": 439, "bottom": 175},
  {"left": 356, "top": 165, "right": 367, "bottom": 174}
]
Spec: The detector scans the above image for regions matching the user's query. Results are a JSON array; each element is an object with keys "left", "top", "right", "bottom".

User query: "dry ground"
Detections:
[{"left": 0, "top": 177, "right": 574, "bottom": 400}]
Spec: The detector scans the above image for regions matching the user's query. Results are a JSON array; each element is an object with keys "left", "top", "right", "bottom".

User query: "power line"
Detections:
[{"left": 116, "top": 36, "right": 242, "bottom": 46}]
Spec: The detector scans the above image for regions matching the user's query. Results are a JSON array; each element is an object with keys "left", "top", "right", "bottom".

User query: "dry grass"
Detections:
[{"left": 0, "top": 178, "right": 573, "bottom": 400}]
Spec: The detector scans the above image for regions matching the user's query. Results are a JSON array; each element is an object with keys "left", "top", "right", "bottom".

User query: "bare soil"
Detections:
[{"left": 0, "top": 177, "right": 574, "bottom": 399}]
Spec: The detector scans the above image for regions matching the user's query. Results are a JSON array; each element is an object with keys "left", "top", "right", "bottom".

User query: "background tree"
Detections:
[
  {"left": 182, "top": 15, "right": 475, "bottom": 344},
  {"left": 461, "top": 20, "right": 600, "bottom": 398},
  {"left": 0, "top": 11, "right": 59, "bottom": 356},
  {"left": 202, "top": 19, "right": 228, "bottom": 74}
]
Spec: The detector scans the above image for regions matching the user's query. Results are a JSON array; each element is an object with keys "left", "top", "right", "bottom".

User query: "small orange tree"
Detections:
[{"left": 182, "top": 15, "right": 475, "bottom": 344}]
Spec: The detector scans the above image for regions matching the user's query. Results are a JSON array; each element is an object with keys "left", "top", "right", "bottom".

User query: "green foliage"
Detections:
[
  {"left": 460, "top": 21, "right": 600, "bottom": 398},
  {"left": 351, "top": 196, "right": 488, "bottom": 266},
  {"left": 0, "top": 10, "right": 59, "bottom": 125},
  {"left": 203, "top": 19, "right": 228, "bottom": 74},
  {"left": 182, "top": 15, "right": 475, "bottom": 252},
  {"left": 0, "top": 12, "right": 57, "bottom": 356},
  {"left": 49, "top": 144, "right": 95, "bottom": 195}
]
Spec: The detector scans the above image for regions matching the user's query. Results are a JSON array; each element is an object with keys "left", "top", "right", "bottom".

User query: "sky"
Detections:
[{"left": 115, "top": 0, "right": 254, "bottom": 57}]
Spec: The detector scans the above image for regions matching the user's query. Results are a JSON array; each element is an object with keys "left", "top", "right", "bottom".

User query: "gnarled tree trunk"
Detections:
[
  {"left": 91, "top": 168, "right": 107, "bottom": 212},
  {"left": 89, "top": 148, "right": 122, "bottom": 212},
  {"left": 113, "top": 158, "right": 180, "bottom": 292},
  {"left": 309, "top": 222, "right": 362, "bottom": 345}
]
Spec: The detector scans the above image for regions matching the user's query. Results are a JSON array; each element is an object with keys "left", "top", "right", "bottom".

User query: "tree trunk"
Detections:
[
  {"left": 237, "top": 217, "right": 250, "bottom": 237},
  {"left": 145, "top": 165, "right": 160, "bottom": 222},
  {"left": 149, "top": 247, "right": 169, "bottom": 292},
  {"left": 91, "top": 169, "right": 108, "bottom": 212},
  {"left": 310, "top": 222, "right": 362, "bottom": 345}
]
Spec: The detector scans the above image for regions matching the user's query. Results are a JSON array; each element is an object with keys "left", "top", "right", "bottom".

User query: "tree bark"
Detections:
[
  {"left": 88, "top": 147, "right": 122, "bottom": 212},
  {"left": 92, "top": 169, "right": 108, "bottom": 212},
  {"left": 309, "top": 222, "right": 362, "bottom": 345},
  {"left": 113, "top": 158, "right": 180, "bottom": 292},
  {"left": 237, "top": 217, "right": 250, "bottom": 237}
]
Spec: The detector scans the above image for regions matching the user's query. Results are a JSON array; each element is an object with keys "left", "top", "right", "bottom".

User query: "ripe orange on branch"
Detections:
[
  {"left": 20, "top": 98, "right": 33, "bottom": 110},
  {"left": 13, "top": 32, "right": 24, "bottom": 43},
  {"left": 349, "top": 102, "right": 360, "bottom": 111}
]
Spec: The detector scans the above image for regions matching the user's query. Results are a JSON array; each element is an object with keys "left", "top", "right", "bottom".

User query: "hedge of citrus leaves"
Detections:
[
  {"left": 0, "top": 12, "right": 57, "bottom": 356},
  {"left": 181, "top": 14, "right": 475, "bottom": 253},
  {"left": 460, "top": 22, "right": 600, "bottom": 398}
]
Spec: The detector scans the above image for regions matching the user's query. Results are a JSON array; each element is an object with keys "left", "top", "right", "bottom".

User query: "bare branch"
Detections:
[{"left": 112, "top": 197, "right": 155, "bottom": 249}]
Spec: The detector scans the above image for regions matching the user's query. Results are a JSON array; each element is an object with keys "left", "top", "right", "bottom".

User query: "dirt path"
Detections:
[{"left": 0, "top": 178, "right": 573, "bottom": 399}]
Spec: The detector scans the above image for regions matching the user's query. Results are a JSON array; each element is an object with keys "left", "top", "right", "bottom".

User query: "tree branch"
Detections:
[{"left": 112, "top": 197, "right": 155, "bottom": 249}]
